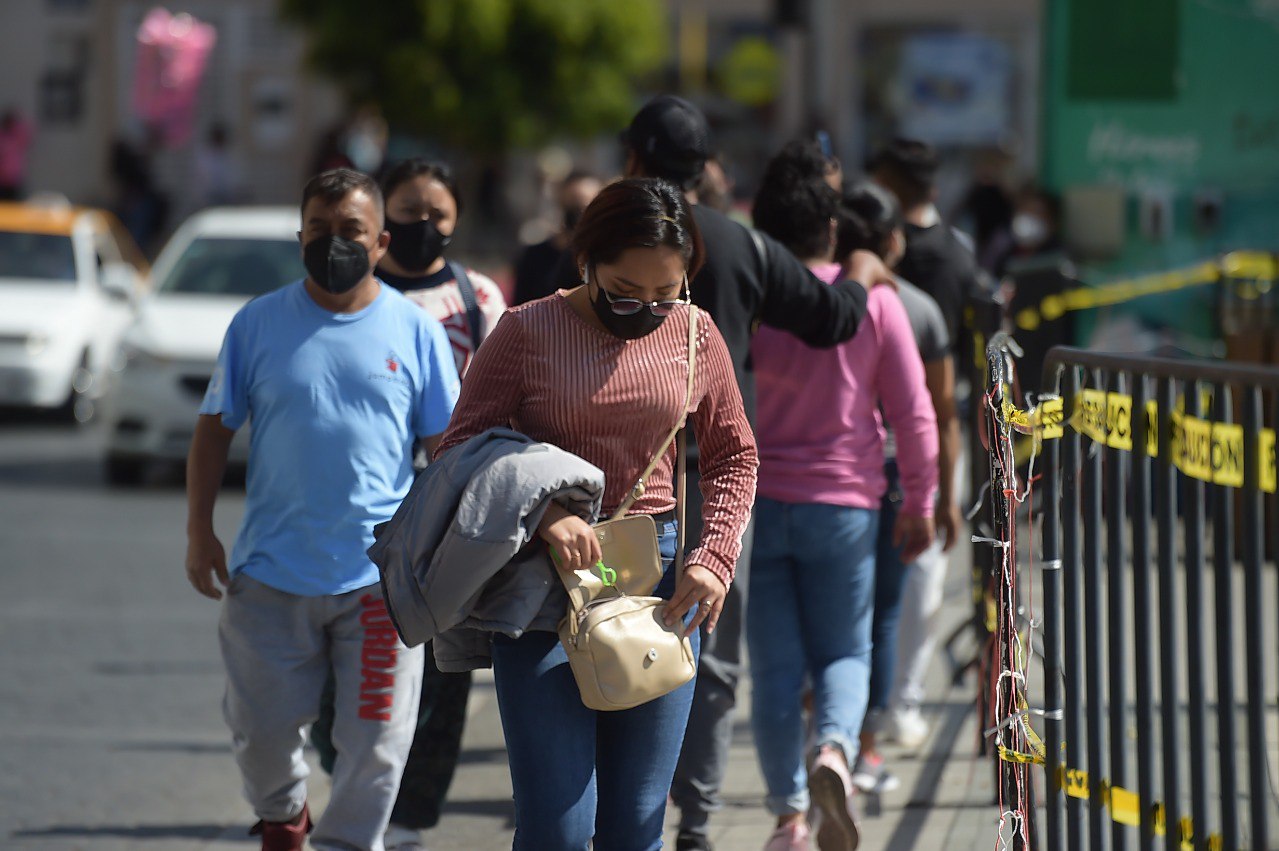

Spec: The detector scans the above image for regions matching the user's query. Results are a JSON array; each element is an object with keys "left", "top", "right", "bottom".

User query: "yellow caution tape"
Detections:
[
  {"left": 1052, "top": 765, "right": 1213, "bottom": 848},
  {"left": 1014, "top": 250, "right": 1274, "bottom": 332},
  {"left": 1063, "top": 392, "right": 1277, "bottom": 493}
]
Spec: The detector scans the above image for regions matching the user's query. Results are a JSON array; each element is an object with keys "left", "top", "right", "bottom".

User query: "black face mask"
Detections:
[
  {"left": 384, "top": 218, "right": 451, "bottom": 272},
  {"left": 303, "top": 235, "right": 370, "bottom": 294},
  {"left": 589, "top": 278, "right": 668, "bottom": 340}
]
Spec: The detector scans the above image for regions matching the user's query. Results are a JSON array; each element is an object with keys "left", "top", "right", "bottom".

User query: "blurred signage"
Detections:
[
  {"left": 895, "top": 33, "right": 1011, "bottom": 147},
  {"left": 130, "top": 7, "right": 217, "bottom": 148}
]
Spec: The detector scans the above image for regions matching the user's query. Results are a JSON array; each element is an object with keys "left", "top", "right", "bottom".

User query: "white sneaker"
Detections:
[
  {"left": 885, "top": 706, "right": 929, "bottom": 749},
  {"left": 850, "top": 753, "right": 902, "bottom": 794},
  {"left": 382, "top": 823, "right": 427, "bottom": 851}
]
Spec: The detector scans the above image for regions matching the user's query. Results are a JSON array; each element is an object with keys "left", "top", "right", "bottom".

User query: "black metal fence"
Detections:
[{"left": 1035, "top": 346, "right": 1279, "bottom": 851}]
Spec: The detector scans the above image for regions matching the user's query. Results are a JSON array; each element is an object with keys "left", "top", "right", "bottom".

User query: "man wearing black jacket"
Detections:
[{"left": 619, "top": 95, "right": 892, "bottom": 851}]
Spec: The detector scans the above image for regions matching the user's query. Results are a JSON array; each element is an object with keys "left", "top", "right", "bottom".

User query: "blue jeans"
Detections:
[
  {"left": 747, "top": 498, "right": 878, "bottom": 815},
  {"left": 868, "top": 459, "right": 907, "bottom": 716},
  {"left": 491, "top": 521, "right": 700, "bottom": 850}
]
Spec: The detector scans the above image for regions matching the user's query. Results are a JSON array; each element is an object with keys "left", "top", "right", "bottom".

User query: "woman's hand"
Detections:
[
  {"left": 664, "top": 563, "right": 728, "bottom": 637},
  {"left": 538, "top": 502, "right": 601, "bottom": 572}
]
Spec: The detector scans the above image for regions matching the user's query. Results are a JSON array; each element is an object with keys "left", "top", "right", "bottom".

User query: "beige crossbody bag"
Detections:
[{"left": 555, "top": 306, "right": 700, "bottom": 711}]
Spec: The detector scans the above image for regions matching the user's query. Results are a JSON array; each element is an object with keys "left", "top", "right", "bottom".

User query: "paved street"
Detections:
[{"left": 0, "top": 416, "right": 997, "bottom": 850}]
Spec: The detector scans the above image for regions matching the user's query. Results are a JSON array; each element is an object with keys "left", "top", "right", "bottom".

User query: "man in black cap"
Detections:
[{"left": 620, "top": 94, "right": 893, "bottom": 851}]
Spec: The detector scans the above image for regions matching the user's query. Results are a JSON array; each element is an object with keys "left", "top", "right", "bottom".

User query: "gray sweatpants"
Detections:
[{"left": 219, "top": 574, "right": 423, "bottom": 851}]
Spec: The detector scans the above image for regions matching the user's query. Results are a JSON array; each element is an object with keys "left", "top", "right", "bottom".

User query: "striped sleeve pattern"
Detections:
[{"left": 437, "top": 294, "right": 758, "bottom": 587}]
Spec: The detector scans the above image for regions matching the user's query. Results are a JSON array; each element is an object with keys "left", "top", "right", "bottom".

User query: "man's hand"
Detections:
[
  {"left": 664, "top": 563, "right": 728, "bottom": 636},
  {"left": 845, "top": 249, "right": 897, "bottom": 290},
  {"left": 935, "top": 500, "right": 963, "bottom": 552},
  {"left": 893, "top": 511, "right": 935, "bottom": 563},
  {"left": 538, "top": 502, "right": 601, "bottom": 573},
  {"left": 186, "top": 529, "right": 229, "bottom": 600}
]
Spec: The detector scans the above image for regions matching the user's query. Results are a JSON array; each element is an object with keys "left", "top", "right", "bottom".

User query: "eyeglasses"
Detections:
[{"left": 598, "top": 280, "right": 689, "bottom": 317}]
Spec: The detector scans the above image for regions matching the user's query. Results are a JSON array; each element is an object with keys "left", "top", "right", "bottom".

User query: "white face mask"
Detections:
[{"left": 1011, "top": 213, "right": 1049, "bottom": 248}]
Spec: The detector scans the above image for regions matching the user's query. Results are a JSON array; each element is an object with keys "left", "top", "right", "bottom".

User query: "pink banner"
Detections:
[{"left": 131, "top": 7, "right": 217, "bottom": 148}]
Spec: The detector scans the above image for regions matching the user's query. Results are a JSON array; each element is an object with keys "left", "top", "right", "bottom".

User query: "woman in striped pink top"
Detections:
[{"left": 435, "top": 178, "right": 757, "bottom": 849}]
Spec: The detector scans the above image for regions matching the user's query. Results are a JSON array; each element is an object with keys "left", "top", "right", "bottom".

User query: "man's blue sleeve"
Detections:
[
  {"left": 199, "top": 311, "right": 252, "bottom": 430},
  {"left": 414, "top": 316, "right": 461, "bottom": 438}
]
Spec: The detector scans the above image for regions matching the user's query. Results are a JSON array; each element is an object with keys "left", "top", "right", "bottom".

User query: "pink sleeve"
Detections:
[{"left": 872, "top": 289, "right": 939, "bottom": 516}]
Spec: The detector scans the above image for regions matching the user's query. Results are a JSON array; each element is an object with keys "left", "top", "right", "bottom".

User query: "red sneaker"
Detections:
[{"left": 249, "top": 802, "right": 313, "bottom": 851}]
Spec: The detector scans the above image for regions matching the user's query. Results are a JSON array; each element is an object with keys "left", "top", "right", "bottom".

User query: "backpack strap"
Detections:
[{"left": 447, "top": 260, "right": 484, "bottom": 351}]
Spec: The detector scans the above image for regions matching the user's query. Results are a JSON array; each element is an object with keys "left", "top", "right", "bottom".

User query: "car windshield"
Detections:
[
  {"left": 159, "top": 237, "right": 302, "bottom": 296},
  {"left": 0, "top": 231, "right": 78, "bottom": 282}
]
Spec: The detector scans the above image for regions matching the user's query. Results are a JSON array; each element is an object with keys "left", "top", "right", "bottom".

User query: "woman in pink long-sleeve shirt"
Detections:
[
  {"left": 435, "top": 178, "right": 757, "bottom": 849},
  {"left": 744, "top": 142, "right": 939, "bottom": 851}
]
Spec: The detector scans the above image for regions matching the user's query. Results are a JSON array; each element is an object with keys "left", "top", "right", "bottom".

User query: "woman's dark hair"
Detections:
[
  {"left": 751, "top": 140, "right": 839, "bottom": 260},
  {"left": 380, "top": 159, "right": 462, "bottom": 216},
  {"left": 571, "top": 178, "right": 705, "bottom": 278},
  {"left": 835, "top": 179, "right": 903, "bottom": 261}
]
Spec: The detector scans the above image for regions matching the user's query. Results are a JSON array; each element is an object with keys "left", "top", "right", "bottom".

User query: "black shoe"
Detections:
[{"left": 676, "top": 831, "right": 713, "bottom": 851}]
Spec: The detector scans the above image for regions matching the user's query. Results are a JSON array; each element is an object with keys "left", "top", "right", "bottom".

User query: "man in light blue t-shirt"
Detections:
[{"left": 185, "top": 169, "right": 460, "bottom": 851}]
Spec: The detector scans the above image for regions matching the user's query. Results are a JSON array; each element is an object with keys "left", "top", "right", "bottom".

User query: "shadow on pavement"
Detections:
[
  {"left": 455, "top": 744, "right": 511, "bottom": 766},
  {"left": 879, "top": 698, "right": 975, "bottom": 851},
  {"left": 11, "top": 823, "right": 252, "bottom": 842},
  {"left": 440, "top": 797, "right": 516, "bottom": 826}
]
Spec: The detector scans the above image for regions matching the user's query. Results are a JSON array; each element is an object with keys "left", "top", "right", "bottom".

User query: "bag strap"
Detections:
[
  {"left": 611, "top": 304, "right": 699, "bottom": 521},
  {"left": 447, "top": 260, "right": 484, "bottom": 351},
  {"left": 554, "top": 306, "right": 699, "bottom": 609}
]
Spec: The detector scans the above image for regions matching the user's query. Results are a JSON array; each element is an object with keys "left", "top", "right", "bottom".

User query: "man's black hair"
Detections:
[
  {"left": 871, "top": 138, "right": 939, "bottom": 210},
  {"left": 752, "top": 140, "right": 839, "bottom": 261},
  {"left": 301, "top": 168, "right": 384, "bottom": 226}
]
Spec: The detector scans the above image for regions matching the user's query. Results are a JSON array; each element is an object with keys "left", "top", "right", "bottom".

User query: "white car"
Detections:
[
  {"left": 101, "top": 206, "right": 302, "bottom": 484},
  {"left": 0, "top": 201, "right": 147, "bottom": 419}
]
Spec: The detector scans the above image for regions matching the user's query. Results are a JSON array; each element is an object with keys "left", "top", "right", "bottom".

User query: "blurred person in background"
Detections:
[
  {"left": 512, "top": 169, "right": 602, "bottom": 305},
  {"left": 988, "top": 183, "right": 1064, "bottom": 278},
  {"left": 833, "top": 181, "right": 962, "bottom": 795},
  {"left": 196, "top": 122, "right": 239, "bottom": 208},
  {"left": 311, "top": 123, "right": 355, "bottom": 176},
  {"left": 871, "top": 139, "right": 987, "bottom": 362},
  {"left": 109, "top": 130, "right": 169, "bottom": 254},
  {"left": 0, "top": 108, "right": 33, "bottom": 200},
  {"left": 959, "top": 146, "right": 1015, "bottom": 273},
  {"left": 697, "top": 156, "right": 735, "bottom": 215},
  {"left": 309, "top": 158, "right": 503, "bottom": 851},
  {"left": 186, "top": 168, "right": 460, "bottom": 851},
  {"left": 747, "top": 142, "right": 937, "bottom": 851},
  {"left": 616, "top": 95, "right": 895, "bottom": 851}
]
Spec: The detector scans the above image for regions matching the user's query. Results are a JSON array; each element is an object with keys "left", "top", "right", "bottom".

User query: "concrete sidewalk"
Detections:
[{"left": 412, "top": 550, "right": 1004, "bottom": 851}]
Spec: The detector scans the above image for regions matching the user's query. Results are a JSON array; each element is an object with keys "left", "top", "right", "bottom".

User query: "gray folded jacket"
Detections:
[{"left": 369, "top": 427, "right": 604, "bottom": 672}]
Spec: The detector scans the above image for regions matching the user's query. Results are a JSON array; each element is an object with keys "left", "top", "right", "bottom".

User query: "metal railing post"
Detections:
[
  {"left": 1083, "top": 367, "right": 1107, "bottom": 850},
  {"left": 1042, "top": 365, "right": 1066, "bottom": 851},
  {"left": 1241, "top": 386, "right": 1268, "bottom": 849},
  {"left": 1106, "top": 370, "right": 1130, "bottom": 851},
  {"left": 1210, "top": 382, "right": 1238, "bottom": 850},
  {"left": 1129, "top": 375, "right": 1155, "bottom": 851},
  {"left": 1063, "top": 366, "right": 1086, "bottom": 850},
  {"left": 1154, "top": 376, "right": 1182, "bottom": 851},
  {"left": 1184, "top": 382, "right": 1210, "bottom": 847}
]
